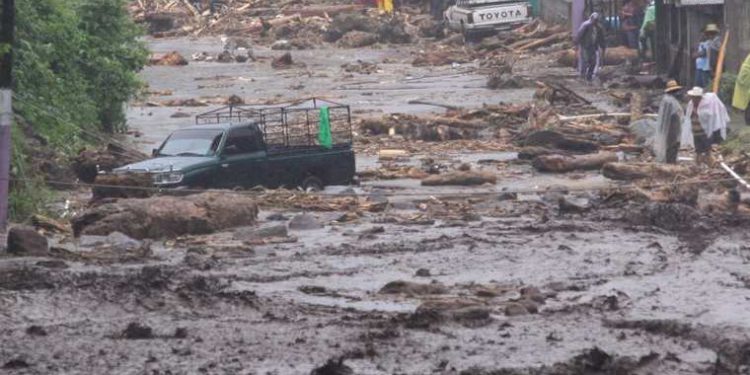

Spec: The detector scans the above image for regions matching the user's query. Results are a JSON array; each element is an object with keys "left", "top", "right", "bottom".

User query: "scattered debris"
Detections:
[
  {"left": 532, "top": 152, "right": 619, "bottom": 173},
  {"left": 72, "top": 143, "right": 148, "bottom": 184},
  {"left": 421, "top": 171, "right": 497, "bottom": 186},
  {"left": 149, "top": 51, "right": 188, "bottom": 66}
]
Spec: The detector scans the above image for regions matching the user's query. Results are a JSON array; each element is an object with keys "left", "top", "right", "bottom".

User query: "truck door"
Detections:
[{"left": 217, "top": 125, "right": 267, "bottom": 188}]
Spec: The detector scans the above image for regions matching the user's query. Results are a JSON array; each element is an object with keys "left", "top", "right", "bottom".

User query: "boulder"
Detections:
[
  {"left": 72, "top": 192, "right": 259, "bottom": 240},
  {"left": 337, "top": 31, "right": 378, "bottom": 48},
  {"left": 288, "top": 214, "right": 323, "bottom": 230},
  {"left": 7, "top": 226, "right": 49, "bottom": 256}
]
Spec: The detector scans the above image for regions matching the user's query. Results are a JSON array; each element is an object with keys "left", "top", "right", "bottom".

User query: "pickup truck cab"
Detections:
[
  {"left": 445, "top": 0, "right": 532, "bottom": 40},
  {"left": 114, "top": 99, "right": 356, "bottom": 191}
]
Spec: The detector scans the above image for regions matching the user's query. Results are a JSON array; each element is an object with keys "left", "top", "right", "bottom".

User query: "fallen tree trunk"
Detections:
[
  {"left": 517, "top": 146, "right": 560, "bottom": 160},
  {"left": 421, "top": 171, "right": 497, "bottom": 186},
  {"left": 602, "top": 162, "right": 698, "bottom": 181},
  {"left": 72, "top": 144, "right": 148, "bottom": 184},
  {"left": 92, "top": 174, "right": 154, "bottom": 201},
  {"left": 523, "top": 130, "right": 599, "bottom": 153},
  {"left": 557, "top": 46, "right": 638, "bottom": 67},
  {"left": 72, "top": 192, "right": 259, "bottom": 240},
  {"left": 532, "top": 152, "right": 618, "bottom": 173},
  {"left": 515, "top": 32, "right": 568, "bottom": 52}
]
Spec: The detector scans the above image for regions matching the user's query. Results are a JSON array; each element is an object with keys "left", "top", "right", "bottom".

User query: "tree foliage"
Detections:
[{"left": 10, "top": 0, "right": 148, "bottom": 219}]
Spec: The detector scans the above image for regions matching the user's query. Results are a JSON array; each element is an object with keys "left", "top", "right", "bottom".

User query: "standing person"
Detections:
[
  {"left": 732, "top": 53, "right": 750, "bottom": 125},
  {"left": 575, "top": 13, "right": 607, "bottom": 82},
  {"left": 639, "top": 0, "right": 655, "bottom": 61},
  {"left": 620, "top": 0, "right": 643, "bottom": 49},
  {"left": 693, "top": 24, "right": 720, "bottom": 88},
  {"left": 686, "top": 87, "right": 711, "bottom": 165},
  {"left": 654, "top": 80, "right": 685, "bottom": 163},
  {"left": 684, "top": 87, "right": 730, "bottom": 165}
]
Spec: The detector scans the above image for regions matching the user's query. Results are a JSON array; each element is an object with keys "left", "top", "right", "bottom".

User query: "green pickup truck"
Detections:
[{"left": 115, "top": 99, "right": 356, "bottom": 191}]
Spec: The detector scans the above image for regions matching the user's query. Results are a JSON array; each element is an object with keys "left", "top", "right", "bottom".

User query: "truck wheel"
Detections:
[
  {"left": 301, "top": 176, "right": 324, "bottom": 192},
  {"left": 745, "top": 102, "right": 750, "bottom": 126}
]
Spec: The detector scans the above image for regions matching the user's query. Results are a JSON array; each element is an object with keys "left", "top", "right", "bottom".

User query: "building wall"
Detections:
[
  {"left": 540, "top": 0, "right": 572, "bottom": 25},
  {"left": 724, "top": 0, "right": 750, "bottom": 73}
]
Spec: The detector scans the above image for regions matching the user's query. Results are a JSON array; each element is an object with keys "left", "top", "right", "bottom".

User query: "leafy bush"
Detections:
[{"left": 9, "top": 0, "right": 148, "bottom": 220}]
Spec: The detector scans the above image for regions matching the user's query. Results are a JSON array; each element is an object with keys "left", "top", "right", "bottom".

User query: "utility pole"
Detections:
[{"left": 0, "top": 0, "right": 14, "bottom": 248}]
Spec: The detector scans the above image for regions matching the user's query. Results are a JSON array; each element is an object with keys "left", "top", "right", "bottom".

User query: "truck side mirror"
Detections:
[{"left": 152, "top": 148, "right": 159, "bottom": 157}]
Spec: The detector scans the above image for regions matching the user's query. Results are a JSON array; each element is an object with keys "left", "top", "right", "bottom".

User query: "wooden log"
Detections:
[
  {"left": 421, "top": 171, "right": 497, "bottom": 186},
  {"left": 517, "top": 146, "right": 560, "bottom": 160},
  {"left": 515, "top": 32, "right": 568, "bottom": 52},
  {"left": 523, "top": 130, "right": 599, "bottom": 153},
  {"left": 93, "top": 174, "right": 155, "bottom": 201},
  {"left": 602, "top": 162, "right": 698, "bottom": 181},
  {"left": 532, "top": 152, "right": 618, "bottom": 173},
  {"left": 557, "top": 46, "right": 638, "bottom": 67}
]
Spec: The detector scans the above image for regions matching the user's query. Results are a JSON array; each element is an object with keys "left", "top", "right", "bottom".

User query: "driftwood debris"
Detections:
[
  {"left": 523, "top": 130, "right": 599, "bottom": 154},
  {"left": 602, "top": 162, "right": 698, "bottom": 181},
  {"left": 93, "top": 174, "right": 154, "bottom": 201},
  {"left": 532, "top": 152, "right": 619, "bottom": 173},
  {"left": 421, "top": 171, "right": 497, "bottom": 186},
  {"left": 557, "top": 46, "right": 638, "bottom": 67}
]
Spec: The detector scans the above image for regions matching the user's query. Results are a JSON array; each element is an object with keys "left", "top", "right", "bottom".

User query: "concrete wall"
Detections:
[
  {"left": 540, "top": 0, "right": 572, "bottom": 26},
  {"left": 724, "top": 0, "right": 750, "bottom": 73}
]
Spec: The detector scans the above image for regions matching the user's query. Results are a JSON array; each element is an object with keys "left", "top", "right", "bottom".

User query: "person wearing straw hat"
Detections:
[
  {"left": 684, "top": 86, "right": 730, "bottom": 166},
  {"left": 693, "top": 23, "right": 721, "bottom": 88},
  {"left": 654, "top": 80, "right": 685, "bottom": 163}
]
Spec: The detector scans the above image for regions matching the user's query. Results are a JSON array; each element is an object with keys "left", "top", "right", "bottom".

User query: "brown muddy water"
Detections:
[{"left": 1, "top": 38, "right": 750, "bottom": 375}]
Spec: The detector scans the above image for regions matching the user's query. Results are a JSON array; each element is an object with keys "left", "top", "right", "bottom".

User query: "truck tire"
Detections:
[
  {"left": 746, "top": 102, "right": 750, "bottom": 126},
  {"left": 301, "top": 176, "right": 324, "bottom": 192}
]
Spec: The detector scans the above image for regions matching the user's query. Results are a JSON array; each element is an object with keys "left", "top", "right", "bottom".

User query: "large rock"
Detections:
[
  {"left": 337, "top": 31, "right": 378, "bottom": 48},
  {"left": 288, "top": 214, "right": 323, "bottom": 230},
  {"left": 7, "top": 226, "right": 49, "bottom": 256},
  {"left": 72, "top": 192, "right": 259, "bottom": 240}
]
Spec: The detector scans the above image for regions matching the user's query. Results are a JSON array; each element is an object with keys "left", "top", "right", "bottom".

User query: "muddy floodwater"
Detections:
[{"left": 2, "top": 38, "right": 750, "bottom": 375}]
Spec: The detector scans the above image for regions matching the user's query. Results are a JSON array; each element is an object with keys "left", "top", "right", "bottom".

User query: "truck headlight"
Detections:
[{"left": 152, "top": 171, "right": 184, "bottom": 185}]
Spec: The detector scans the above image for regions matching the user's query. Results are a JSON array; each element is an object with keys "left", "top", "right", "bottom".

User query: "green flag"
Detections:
[{"left": 318, "top": 106, "right": 332, "bottom": 149}]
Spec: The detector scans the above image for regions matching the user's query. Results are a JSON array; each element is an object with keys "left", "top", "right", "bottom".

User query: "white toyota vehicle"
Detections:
[{"left": 445, "top": 0, "right": 532, "bottom": 40}]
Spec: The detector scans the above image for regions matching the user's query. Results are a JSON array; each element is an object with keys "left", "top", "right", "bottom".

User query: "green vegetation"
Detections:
[{"left": 9, "top": 0, "right": 148, "bottom": 220}]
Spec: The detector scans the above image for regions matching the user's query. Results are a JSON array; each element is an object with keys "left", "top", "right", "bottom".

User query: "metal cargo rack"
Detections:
[{"left": 195, "top": 98, "right": 353, "bottom": 154}]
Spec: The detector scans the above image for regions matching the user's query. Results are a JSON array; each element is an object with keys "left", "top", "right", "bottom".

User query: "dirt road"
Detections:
[{"left": 3, "top": 29, "right": 750, "bottom": 375}]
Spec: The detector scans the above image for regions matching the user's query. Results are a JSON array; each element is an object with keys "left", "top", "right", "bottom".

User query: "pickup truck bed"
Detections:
[{"left": 115, "top": 98, "right": 356, "bottom": 191}]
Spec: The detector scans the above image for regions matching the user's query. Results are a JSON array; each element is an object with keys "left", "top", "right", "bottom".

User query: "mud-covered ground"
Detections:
[{"left": 3, "top": 36, "right": 750, "bottom": 375}]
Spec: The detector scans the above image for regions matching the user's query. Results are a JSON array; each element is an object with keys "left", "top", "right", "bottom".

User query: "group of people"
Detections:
[
  {"left": 574, "top": 1, "right": 657, "bottom": 81},
  {"left": 619, "top": 0, "right": 657, "bottom": 60},
  {"left": 655, "top": 80, "right": 730, "bottom": 165}
]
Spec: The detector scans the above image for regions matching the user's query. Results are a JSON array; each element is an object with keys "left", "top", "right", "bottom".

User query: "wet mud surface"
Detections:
[
  {"left": 3, "top": 39, "right": 750, "bottom": 374},
  {"left": 3, "top": 208, "right": 750, "bottom": 374}
]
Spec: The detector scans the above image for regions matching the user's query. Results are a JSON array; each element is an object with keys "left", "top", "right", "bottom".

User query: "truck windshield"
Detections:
[{"left": 158, "top": 129, "right": 224, "bottom": 157}]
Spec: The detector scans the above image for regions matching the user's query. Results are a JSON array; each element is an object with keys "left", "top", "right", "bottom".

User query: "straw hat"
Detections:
[
  {"left": 705, "top": 24, "right": 720, "bottom": 33},
  {"left": 664, "top": 80, "right": 683, "bottom": 93},
  {"left": 687, "top": 86, "right": 705, "bottom": 97}
]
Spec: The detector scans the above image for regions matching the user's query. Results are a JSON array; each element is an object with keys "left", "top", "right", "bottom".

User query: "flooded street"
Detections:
[{"left": 3, "top": 11, "right": 750, "bottom": 375}]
